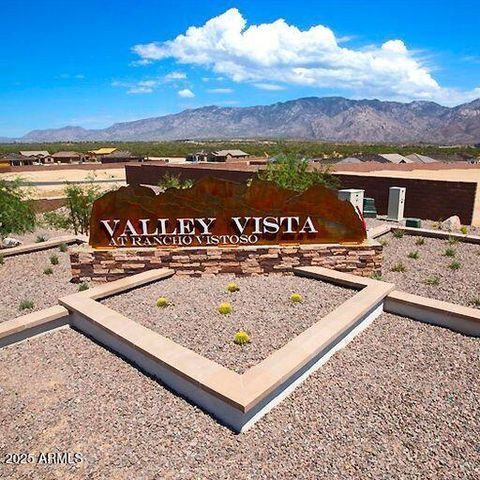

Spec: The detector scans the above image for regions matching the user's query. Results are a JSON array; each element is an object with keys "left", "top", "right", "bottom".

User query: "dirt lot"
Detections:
[{"left": 0, "top": 313, "right": 478, "bottom": 480}]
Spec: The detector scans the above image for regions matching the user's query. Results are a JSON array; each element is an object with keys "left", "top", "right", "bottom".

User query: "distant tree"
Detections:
[
  {"left": 0, "top": 178, "right": 36, "bottom": 241},
  {"left": 44, "top": 175, "right": 102, "bottom": 235},
  {"left": 158, "top": 173, "right": 193, "bottom": 191},
  {"left": 258, "top": 154, "right": 339, "bottom": 191}
]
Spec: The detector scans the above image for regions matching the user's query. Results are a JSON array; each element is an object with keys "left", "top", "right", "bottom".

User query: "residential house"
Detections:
[{"left": 207, "top": 150, "right": 250, "bottom": 162}]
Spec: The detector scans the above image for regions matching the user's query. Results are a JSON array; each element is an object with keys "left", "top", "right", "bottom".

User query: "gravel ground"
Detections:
[
  {"left": 101, "top": 274, "right": 355, "bottom": 373},
  {"left": 0, "top": 247, "right": 78, "bottom": 322},
  {"left": 379, "top": 232, "right": 480, "bottom": 307},
  {"left": 0, "top": 314, "right": 478, "bottom": 480},
  {"left": 2, "top": 226, "right": 73, "bottom": 247}
]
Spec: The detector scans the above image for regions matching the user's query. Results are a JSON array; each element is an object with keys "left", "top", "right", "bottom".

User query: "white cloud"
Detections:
[
  {"left": 132, "top": 8, "right": 480, "bottom": 105},
  {"left": 207, "top": 88, "right": 233, "bottom": 93},
  {"left": 178, "top": 88, "right": 195, "bottom": 98},
  {"left": 112, "top": 72, "right": 188, "bottom": 94},
  {"left": 253, "top": 83, "right": 285, "bottom": 91}
]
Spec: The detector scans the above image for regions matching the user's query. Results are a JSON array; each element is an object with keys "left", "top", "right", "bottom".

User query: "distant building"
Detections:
[
  {"left": 49, "top": 151, "right": 86, "bottom": 164},
  {"left": 100, "top": 151, "right": 143, "bottom": 164},
  {"left": 207, "top": 150, "right": 250, "bottom": 162},
  {"left": 19, "top": 150, "right": 50, "bottom": 158},
  {"left": 336, "top": 157, "right": 362, "bottom": 165},
  {"left": 356, "top": 153, "right": 414, "bottom": 164},
  {"left": 2, "top": 153, "right": 37, "bottom": 166},
  {"left": 186, "top": 151, "right": 209, "bottom": 162},
  {"left": 88, "top": 147, "right": 117, "bottom": 157},
  {"left": 405, "top": 153, "right": 439, "bottom": 164}
]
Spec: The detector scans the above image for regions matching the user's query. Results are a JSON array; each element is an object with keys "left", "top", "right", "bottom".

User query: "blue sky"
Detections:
[{"left": 1, "top": 0, "right": 479, "bottom": 137}]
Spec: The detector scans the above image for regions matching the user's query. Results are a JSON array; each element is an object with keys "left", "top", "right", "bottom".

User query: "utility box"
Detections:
[
  {"left": 387, "top": 187, "right": 406, "bottom": 221},
  {"left": 338, "top": 189, "right": 364, "bottom": 214},
  {"left": 363, "top": 198, "right": 377, "bottom": 218}
]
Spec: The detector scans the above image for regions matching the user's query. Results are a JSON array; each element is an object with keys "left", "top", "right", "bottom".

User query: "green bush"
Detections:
[
  {"left": 447, "top": 236, "right": 458, "bottom": 246},
  {"left": 0, "top": 178, "right": 36, "bottom": 241},
  {"left": 290, "top": 293, "right": 303, "bottom": 303},
  {"left": 78, "top": 282, "right": 89, "bottom": 292},
  {"left": 370, "top": 272, "right": 383, "bottom": 281},
  {"left": 379, "top": 238, "right": 389, "bottom": 247},
  {"left": 424, "top": 275, "right": 440, "bottom": 286},
  {"left": 415, "top": 237, "right": 425, "bottom": 246},
  {"left": 408, "top": 250, "right": 419, "bottom": 260},
  {"left": 460, "top": 226, "right": 468, "bottom": 235},
  {"left": 234, "top": 331, "right": 251, "bottom": 346},
  {"left": 59, "top": 243, "right": 68, "bottom": 253},
  {"left": 391, "top": 262, "right": 406, "bottom": 273},
  {"left": 49, "top": 254, "right": 59, "bottom": 265},
  {"left": 43, "top": 267, "right": 53, "bottom": 275},
  {"left": 392, "top": 229, "right": 404, "bottom": 239},
  {"left": 35, "top": 235, "right": 47, "bottom": 243},
  {"left": 227, "top": 282, "right": 240, "bottom": 293},
  {"left": 156, "top": 297, "right": 169, "bottom": 308},
  {"left": 158, "top": 173, "right": 193, "bottom": 191},
  {"left": 218, "top": 302, "right": 232, "bottom": 314},
  {"left": 448, "top": 260, "right": 461, "bottom": 270},
  {"left": 258, "top": 154, "right": 339, "bottom": 192},
  {"left": 19, "top": 299, "right": 34, "bottom": 311},
  {"left": 43, "top": 175, "right": 102, "bottom": 235},
  {"left": 0, "top": 254, "right": 4, "bottom": 265},
  {"left": 444, "top": 247, "right": 456, "bottom": 257},
  {"left": 469, "top": 297, "right": 480, "bottom": 308}
]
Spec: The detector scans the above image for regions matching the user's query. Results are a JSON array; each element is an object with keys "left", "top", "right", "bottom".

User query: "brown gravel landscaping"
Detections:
[
  {"left": 379, "top": 232, "right": 480, "bottom": 307},
  {"left": 0, "top": 247, "right": 78, "bottom": 322},
  {"left": 0, "top": 314, "right": 478, "bottom": 480},
  {"left": 101, "top": 274, "right": 355, "bottom": 373}
]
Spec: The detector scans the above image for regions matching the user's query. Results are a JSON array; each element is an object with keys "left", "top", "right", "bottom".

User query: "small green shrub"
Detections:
[
  {"left": 392, "top": 229, "right": 404, "bottom": 239},
  {"left": 391, "top": 262, "right": 406, "bottom": 273},
  {"left": 59, "top": 243, "right": 68, "bottom": 253},
  {"left": 19, "top": 299, "right": 34, "bottom": 311},
  {"left": 290, "top": 293, "right": 303, "bottom": 303},
  {"left": 460, "top": 226, "right": 468, "bottom": 235},
  {"left": 379, "top": 238, "right": 389, "bottom": 247},
  {"left": 447, "top": 236, "right": 458, "bottom": 246},
  {"left": 233, "top": 330, "right": 251, "bottom": 346},
  {"left": 0, "top": 254, "right": 4, "bottom": 265},
  {"left": 43, "top": 267, "right": 53, "bottom": 275},
  {"left": 469, "top": 296, "right": 480, "bottom": 308},
  {"left": 408, "top": 250, "right": 419, "bottom": 260},
  {"left": 370, "top": 272, "right": 383, "bottom": 281},
  {"left": 432, "top": 221, "right": 441, "bottom": 230},
  {"left": 444, "top": 247, "right": 456, "bottom": 257},
  {"left": 415, "top": 237, "right": 425, "bottom": 246},
  {"left": 156, "top": 297, "right": 169, "bottom": 308},
  {"left": 218, "top": 302, "right": 232, "bottom": 314},
  {"left": 424, "top": 275, "right": 440, "bottom": 286},
  {"left": 448, "top": 260, "right": 461, "bottom": 270},
  {"left": 227, "top": 282, "right": 239, "bottom": 293},
  {"left": 78, "top": 282, "right": 89, "bottom": 292},
  {"left": 49, "top": 254, "right": 59, "bottom": 265},
  {"left": 35, "top": 235, "right": 47, "bottom": 243}
]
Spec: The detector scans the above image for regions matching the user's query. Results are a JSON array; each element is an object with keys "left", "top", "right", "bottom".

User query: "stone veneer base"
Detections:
[{"left": 70, "top": 240, "right": 382, "bottom": 283}]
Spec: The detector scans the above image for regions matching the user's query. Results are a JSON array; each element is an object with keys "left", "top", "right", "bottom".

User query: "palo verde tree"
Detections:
[
  {"left": 44, "top": 175, "right": 102, "bottom": 235},
  {"left": 0, "top": 178, "right": 36, "bottom": 241},
  {"left": 158, "top": 173, "right": 193, "bottom": 191},
  {"left": 258, "top": 153, "right": 339, "bottom": 192}
]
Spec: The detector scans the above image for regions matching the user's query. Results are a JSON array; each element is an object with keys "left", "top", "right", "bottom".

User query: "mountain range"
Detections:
[{"left": 5, "top": 96, "right": 480, "bottom": 144}]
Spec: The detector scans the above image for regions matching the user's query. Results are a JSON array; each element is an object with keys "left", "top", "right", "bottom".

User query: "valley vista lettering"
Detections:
[
  {"left": 100, "top": 216, "right": 319, "bottom": 247},
  {"left": 88, "top": 178, "right": 367, "bottom": 248}
]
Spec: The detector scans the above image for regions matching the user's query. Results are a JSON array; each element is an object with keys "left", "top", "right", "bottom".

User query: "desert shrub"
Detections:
[
  {"left": 415, "top": 237, "right": 425, "bottom": 246},
  {"left": 59, "top": 243, "right": 68, "bottom": 252},
  {"left": 448, "top": 260, "right": 461, "bottom": 270},
  {"left": 258, "top": 153, "right": 339, "bottom": 191},
  {"left": 469, "top": 296, "right": 480, "bottom": 308},
  {"left": 290, "top": 293, "right": 303, "bottom": 303},
  {"left": 49, "top": 254, "right": 59, "bottom": 265},
  {"left": 424, "top": 275, "right": 440, "bottom": 286},
  {"left": 460, "top": 226, "right": 468, "bottom": 235},
  {"left": 447, "top": 236, "right": 458, "bottom": 246},
  {"left": 391, "top": 262, "right": 406, "bottom": 273},
  {"left": 370, "top": 272, "right": 383, "bottom": 281},
  {"left": 227, "top": 282, "right": 239, "bottom": 293},
  {"left": 43, "top": 267, "right": 53, "bottom": 275},
  {"left": 78, "top": 282, "right": 89, "bottom": 292},
  {"left": 392, "top": 229, "right": 404, "bottom": 239},
  {"left": 234, "top": 331, "right": 251, "bottom": 346},
  {"left": 379, "top": 238, "right": 389, "bottom": 247},
  {"left": 0, "top": 178, "right": 36, "bottom": 242},
  {"left": 156, "top": 297, "right": 169, "bottom": 308},
  {"left": 19, "top": 299, "right": 34, "bottom": 311},
  {"left": 44, "top": 176, "right": 102, "bottom": 235},
  {"left": 444, "top": 247, "right": 456, "bottom": 257},
  {"left": 35, "top": 234, "right": 47, "bottom": 243},
  {"left": 408, "top": 250, "right": 419, "bottom": 260},
  {"left": 0, "top": 254, "right": 4, "bottom": 265},
  {"left": 158, "top": 173, "right": 193, "bottom": 191},
  {"left": 218, "top": 302, "right": 232, "bottom": 314}
]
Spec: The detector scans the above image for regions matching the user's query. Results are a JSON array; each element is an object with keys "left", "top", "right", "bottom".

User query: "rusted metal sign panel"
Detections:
[{"left": 89, "top": 177, "right": 366, "bottom": 248}]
